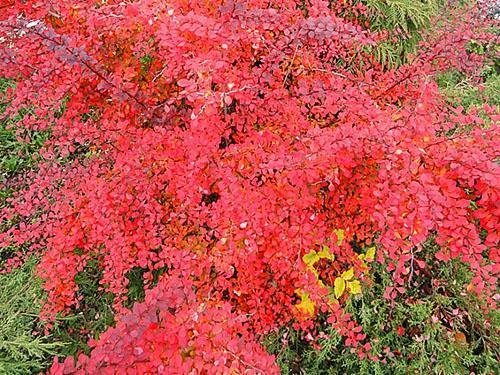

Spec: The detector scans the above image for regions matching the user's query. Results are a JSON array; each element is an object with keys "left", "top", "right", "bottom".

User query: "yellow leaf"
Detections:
[
  {"left": 365, "top": 246, "right": 376, "bottom": 262},
  {"left": 347, "top": 280, "right": 361, "bottom": 294},
  {"left": 341, "top": 268, "right": 354, "bottom": 281},
  {"left": 333, "top": 229, "right": 345, "bottom": 245},
  {"left": 296, "top": 291, "right": 315, "bottom": 316},
  {"left": 303, "top": 251, "right": 319, "bottom": 268},
  {"left": 317, "top": 245, "right": 334, "bottom": 261},
  {"left": 334, "top": 277, "right": 345, "bottom": 298}
]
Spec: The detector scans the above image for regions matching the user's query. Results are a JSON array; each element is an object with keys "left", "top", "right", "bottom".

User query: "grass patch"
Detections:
[{"left": 0, "top": 258, "right": 64, "bottom": 374}]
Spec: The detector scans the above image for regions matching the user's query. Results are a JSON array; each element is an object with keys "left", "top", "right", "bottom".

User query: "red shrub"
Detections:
[{"left": 0, "top": 0, "right": 497, "bottom": 373}]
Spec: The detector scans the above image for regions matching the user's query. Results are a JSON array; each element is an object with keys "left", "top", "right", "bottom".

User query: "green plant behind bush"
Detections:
[
  {"left": 348, "top": 0, "right": 447, "bottom": 67},
  {"left": 363, "top": 0, "right": 441, "bottom": 67},
  {"left": 437, "top": 63, "right": 500, "bottom": 109},
  {"left": 0, "top": 258, "right": 64, "bottom": 374}
]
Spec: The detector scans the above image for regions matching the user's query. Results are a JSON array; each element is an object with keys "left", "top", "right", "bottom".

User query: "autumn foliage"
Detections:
[{"left": 0, "top": 0, "right": 498, "bottom": 373}]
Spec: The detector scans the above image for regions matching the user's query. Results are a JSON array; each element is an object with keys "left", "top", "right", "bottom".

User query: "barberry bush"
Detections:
[{"left": 0, "top": 0, "right": 498, "bottom": 373}]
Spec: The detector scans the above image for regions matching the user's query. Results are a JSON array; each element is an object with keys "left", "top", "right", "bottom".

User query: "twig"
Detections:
[{"left": 283, "top": 44, "right": 300, "bottom": 88}]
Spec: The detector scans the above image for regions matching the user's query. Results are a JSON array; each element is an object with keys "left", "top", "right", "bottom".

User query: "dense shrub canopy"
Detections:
[{"left": 0, "top": 0, "right": 498, "bottom": 373}]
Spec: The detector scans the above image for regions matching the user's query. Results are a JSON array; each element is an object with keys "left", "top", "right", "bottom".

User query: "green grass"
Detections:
[
  {"left": 0, "top": 258, "right": 64, "bottom": 374},
  {"left": 49, "top": 258, "right": 116, "bottom": 357},
  {"left": 437, "top": 63, "right": 500, "bottom": 109}
]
